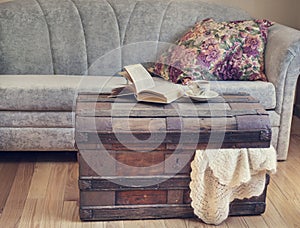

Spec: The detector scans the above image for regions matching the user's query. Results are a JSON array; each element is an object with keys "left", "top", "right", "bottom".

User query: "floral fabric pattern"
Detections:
[{"left": 150, "top": 18, "right": 273, "bottom": 83}]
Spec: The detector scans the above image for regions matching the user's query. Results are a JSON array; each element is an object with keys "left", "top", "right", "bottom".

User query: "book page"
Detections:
[
  {"left": 124, "top": 64, "right": 155, "bottom": 94},
  {"left": 137, "top": 77, "right": 184, "bottom": 103}
]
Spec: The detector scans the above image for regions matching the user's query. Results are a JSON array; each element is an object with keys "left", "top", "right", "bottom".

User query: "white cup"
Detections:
[
  {"left": 188, "top": 80, "right": 210, "bottom": 95},
  {"left": 196, "top": 80, "right": 210, "bottom": 94}
]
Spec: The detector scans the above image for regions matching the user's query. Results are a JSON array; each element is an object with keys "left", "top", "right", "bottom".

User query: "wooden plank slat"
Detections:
[
  {"left": 112, "top": 118, "right": 166, "bottom": 132},
  {"left": 79, "top": 153, "right": 99, "bottom": 176},
  {"left": 229, "top": 102, "right": 265, "bottom": 110},
  {"left": 76, "top": 102, "right": 112, "bottom": 112},
  {"left": 176, "top": 102, "right": 231, "bottom": 111},
  {"left": 78, "top": 150, "right": 116, "bottom": 177},
  {"left": 236, "top": 115, "right": 270, "bottom": 130},
  {"left": 167, "top": 190, "right": 184, "bottom": 204},
  {"left": 164, "top": 102, "right": 231, "bottom": 111},
  {"left": 77, "top": 92, "right": 258, "bottom": 103},
  {"left": 81, "top": 191, "right": 115, "bottom": 206},
  {"left": 166, "top": 117, "right": 182, "bottom": 131},
  {"left": 183, "top": 190, "right": 192, "bottom": 204},
  {"left": 79, "top": 175, "right": 191, "bottom": 191},
  {"left": 77, "top": 94, "right": 136, "bottom": 103},
  {"left": 183, "top": 117, "right": 237, "bottom": 131},
  {"left": 111, "top": 143, "right": 166, "bottom": 151},
  {"left": 80, "top": 204, "right": 195, "bottom": 221},
  {"left": 111, "top": 102, "right": 165, "bottom": 110},
  {"left": 77, "top": 137, "right": 270, "bottom": 151},
  {"left": 166, "top": 117, "right": 237, "bottom": 131},
  {"left": 116, "top": 151, "right": 165, "bottom": 176},
  {"left": 78, "top": 116, "right": 237, "bottom": 133},
  {"left": 80, "top": 197, "right": 269, "bottom": 221},
  {"left": 77, "top": 94, "right": 116, "bottom": 102},
  {"left": 76, "top": 143, "right": 109, "bottom": 150},
  {"left": 116, "top": 190, "right": 167, "bottom": 205},
  {"left": 78, "top": 109, "right": 264, "bottom": 118},
  {"left": 76, "top": 117, "right": 112, "bottom": 132},
  {"left": 76, "top": 101, "right": 165, "bottom": 116},
  {"left": 82, "top": 130, "right": 265, "bottom": 145},
  {"left": 164, "top": 153, "right": 192, "bottom": 174}
]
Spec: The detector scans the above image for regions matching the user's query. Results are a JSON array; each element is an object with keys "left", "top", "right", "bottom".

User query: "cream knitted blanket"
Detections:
[{"left": 189, "top": 147, "right": 277, "bottom": 225}]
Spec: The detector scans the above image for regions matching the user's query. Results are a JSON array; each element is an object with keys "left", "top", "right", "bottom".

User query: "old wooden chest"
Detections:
[{"left": 75, "top": 92, "right": 271, "bottom": 221}]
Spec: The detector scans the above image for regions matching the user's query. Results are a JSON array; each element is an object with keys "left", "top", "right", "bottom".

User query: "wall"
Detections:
[
  {"left": 201, "top": 0, "right": 300, "bottom": 30},
  {"left": 0, "top": 0, "right": 299, "bottom": 29}
]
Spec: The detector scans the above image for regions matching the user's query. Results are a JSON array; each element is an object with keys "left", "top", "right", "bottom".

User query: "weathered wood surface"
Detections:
[
  {"left": 75, "top": 92, "right": 271, "bottom": 147},
  {"left": 79, "top": 175, "right": 269, "bottom": 220},
  {"left": 75, "top": 92, "right": 272, "bottom": 221}
]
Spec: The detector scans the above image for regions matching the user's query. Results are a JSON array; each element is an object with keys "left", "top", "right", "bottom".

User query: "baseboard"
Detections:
[{"left": 294, "top": 104, "right": 300, "bottom": 118}]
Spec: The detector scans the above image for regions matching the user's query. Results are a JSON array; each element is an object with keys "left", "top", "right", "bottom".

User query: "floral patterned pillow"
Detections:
[{"left": 150, "top": 18, "right": 273, "bottom": 83}]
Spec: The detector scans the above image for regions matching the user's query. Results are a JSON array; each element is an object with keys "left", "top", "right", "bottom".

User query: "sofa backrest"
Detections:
[{"left": 0, "top": 0, "right": 250, "bottom": 76}]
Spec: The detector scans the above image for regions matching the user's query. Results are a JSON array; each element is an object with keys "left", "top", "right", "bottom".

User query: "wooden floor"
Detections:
[{"left": 0, "top": 117, "right": 299, "bottom": 228}]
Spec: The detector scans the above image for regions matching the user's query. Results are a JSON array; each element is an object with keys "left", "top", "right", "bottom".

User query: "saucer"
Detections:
[{"left": 185, "top": 90, "right": 219, "bottom": 101}]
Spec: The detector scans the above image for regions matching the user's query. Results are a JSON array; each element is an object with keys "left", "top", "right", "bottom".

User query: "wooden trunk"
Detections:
[{"left": 75, "top": 92, "right": 271, "bottom": 221}]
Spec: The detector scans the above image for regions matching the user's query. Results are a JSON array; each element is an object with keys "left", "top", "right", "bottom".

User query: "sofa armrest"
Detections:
[
  {"left": 264, "top": 23, "right": 300, "bottom": 160},
  {"left": 265, "top": 23, "right": 300, "bottom": 114}
]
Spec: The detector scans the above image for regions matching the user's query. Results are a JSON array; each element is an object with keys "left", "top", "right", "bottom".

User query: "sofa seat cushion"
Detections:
[
  {"left": 0, "top": 75, "right": 126, "bottom": 111},
  {"left": 0, "top": 111, "right": 73, "bottom": 128},
  {"left": 209, "top": 81, "right": 276, "bottom": 109},
  {"left": 0, "top": 127, "right": 75, "bottom": 151},
  {"left": 0, "top": 75, "right": 275, "bottom": 111}
]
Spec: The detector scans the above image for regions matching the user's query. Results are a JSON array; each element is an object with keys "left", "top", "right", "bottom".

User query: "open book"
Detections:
[{"left": 113, "top": 64, "right": 184, "bottom": 104}]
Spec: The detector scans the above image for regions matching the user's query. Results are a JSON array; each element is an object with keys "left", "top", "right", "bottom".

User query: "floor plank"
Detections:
[
  {"left": 0, "top": 161, "right": 35, "bottom": 227},
  {"left": 185, "top": 218, "right": 227, "bottom": 228},
  {"left": 60, "top": 201, "right": 80, "bottom": 228},
  {"left": 0, "top": 117, "right": 299, "bottom": 227},
  {"left": 39, "top": 162, "right": 69, "bottom": 228},
  {"left": 267, "top": 175, "right": 300, "bottom": 227},
  {"left": 164, "top": 218, "right": 187, "bottom": 228},
  {"left": 223, "top": 216, "right": 247, "bottom": 228},
  {"left": 144, "top": 219, "right": 166, "bottom": 228},
  {"left": 103, "top": 220, "right": 124, "bottom": 228},
  {"left": 0, "top": 162, "right": 19, "bottom": 216},
  {"left": 261, "top": 197, "right": 289, "bottom": 227},
  {"left": 18, "top": 162, "right": 52, "bottom": 228},
  {"left": 123, "top": 220, "right": 145, "bottom": 228},
  {"left": 241, "top": 216, "right": 269, "bottom": 227},
  {"left": 64, "top": 162, "right": 79, "bottom": 201},
  {"left": 18, "top": 198, "right": 38, "bottom": 228}
]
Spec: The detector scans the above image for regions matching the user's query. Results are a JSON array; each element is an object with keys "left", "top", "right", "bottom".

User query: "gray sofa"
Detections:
[{"left": 0, "top": 0, "right": 299, "bottom": 160}]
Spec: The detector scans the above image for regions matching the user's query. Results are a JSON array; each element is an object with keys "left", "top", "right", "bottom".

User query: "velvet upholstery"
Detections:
[
  {"left": 0, "top": 75, "right": 126, "bottom": 110},
  {"left": 0, "top": 0, "right": 299, "bottom": 160}
]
